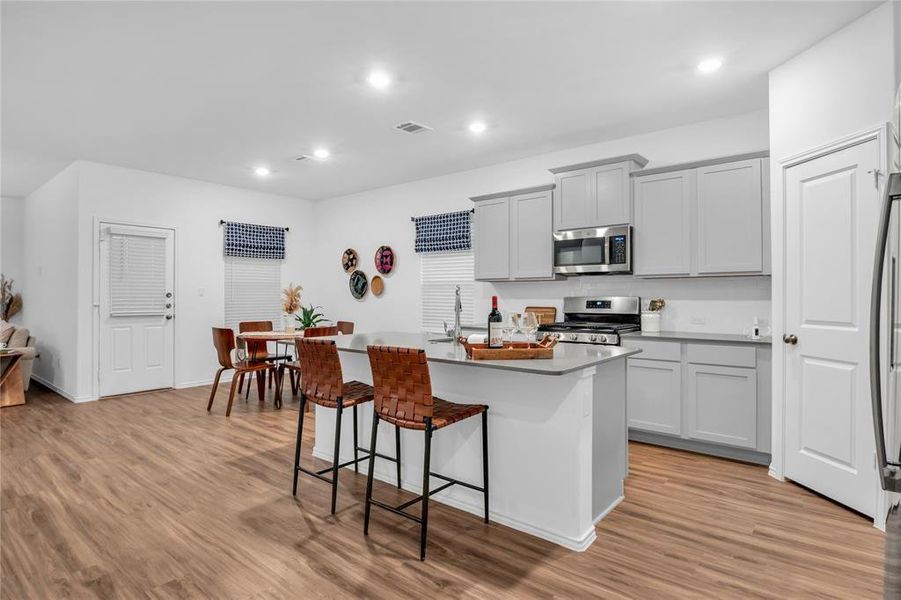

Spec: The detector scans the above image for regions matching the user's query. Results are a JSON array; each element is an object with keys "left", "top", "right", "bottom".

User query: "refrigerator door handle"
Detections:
[{"left": 870, "top": 174, "right": 901, "bottom": 492}]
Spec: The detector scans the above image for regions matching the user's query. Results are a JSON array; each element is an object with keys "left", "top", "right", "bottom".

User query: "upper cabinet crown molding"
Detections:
[
  {"left": 630, "top": 151, "right": 769, "bottom": 179},
  {"left": 549, "top": 154, "right": 649, "bottom": 174},
  {"left": 469, "top": 183, "right": 555, "bottom": 203},
  {"left": 549, "top": 154, "right": 648, "bottom": 230}
]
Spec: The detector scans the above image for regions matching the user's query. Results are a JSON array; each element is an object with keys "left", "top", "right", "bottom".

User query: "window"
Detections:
[
  {"left": 108, "top": 231, "right": 167, "bottom": 316},
  {"left": 420, "top": 251, "right": 475, "bottom": 333},
  {"left": 224, "top": 256, "right": 282, "bottom": 331}
]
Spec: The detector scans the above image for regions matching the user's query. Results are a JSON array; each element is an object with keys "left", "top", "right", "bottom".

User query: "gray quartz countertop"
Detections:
[
  {"left": 622, "top": 331, "right": 772, "bottom": 345},
  {"left": 330, "top": 331, "right": 640, "bottom": 376}
]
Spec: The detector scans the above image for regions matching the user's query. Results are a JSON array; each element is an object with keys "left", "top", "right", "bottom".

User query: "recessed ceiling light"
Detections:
[
  {"left": 468, "top": 121, "right": 487, "bottom": 135},
  {"left": 313, "top": 148, "right": 330, "bottom": 159},
  {"left": 367, "top": 70, "right": 392, "bottom": 90},
  {"left": 697, "top": 57, "right": 723, "bottom": 74},
  {"left": 254, "top": 166, "right": 271, "bottom": 177}
]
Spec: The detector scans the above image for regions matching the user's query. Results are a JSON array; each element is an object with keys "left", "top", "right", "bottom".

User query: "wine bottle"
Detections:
[{"left": 488, "top": 295, "right": 503, "bottom": 348}]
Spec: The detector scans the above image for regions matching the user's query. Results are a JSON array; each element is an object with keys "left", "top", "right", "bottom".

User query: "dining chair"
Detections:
[
  {"left": 238, "top": 320, "right": 290, "bottom": 399},
  {"left": 336, "top": 321, "right": 355, "bottom": 335},
  {"left": 208, "top": 328, "right": 271, "bottom": 417}
]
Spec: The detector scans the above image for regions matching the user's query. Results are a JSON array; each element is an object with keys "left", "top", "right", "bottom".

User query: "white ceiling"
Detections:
[{"left": 1, "top": 1, "right": 880, "bottom": 200}]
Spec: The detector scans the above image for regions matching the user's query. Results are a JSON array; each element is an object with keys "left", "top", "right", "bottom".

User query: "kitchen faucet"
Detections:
[{"left": 443, "top": 285, "right": 463, "bottom": 341}]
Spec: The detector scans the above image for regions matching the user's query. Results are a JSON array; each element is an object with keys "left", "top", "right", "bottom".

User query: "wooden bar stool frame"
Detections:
[
  {"left": 291, "top": 338, "right": 402, "bottom": 515},
  {"left": 363, "top": 345, "right": 489, "bottom": 561}
]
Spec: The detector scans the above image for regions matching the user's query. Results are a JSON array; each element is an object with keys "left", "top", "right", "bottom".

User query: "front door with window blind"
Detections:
[{"left": 99, "top": 224, "right": 175, "bottom": 396}]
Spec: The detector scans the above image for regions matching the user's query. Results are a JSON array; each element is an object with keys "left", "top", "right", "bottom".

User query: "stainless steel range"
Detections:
[{"left": 538, "top": 296, "right": 640, "bottom": 346}]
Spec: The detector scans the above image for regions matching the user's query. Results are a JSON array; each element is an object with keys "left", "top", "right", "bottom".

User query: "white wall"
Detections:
[
  {"left": 23, "top": 164, "right": 81, "bottom": 398},
  {"left": 1, "top": 196, "right": 26, "bottom": 324},
  {"left": 769, "top": 1, "right": 897, "bottom": 161},
  {"left": 311, "top": 110, "right": 772, "bottom": 335},
  {"left": 72, "top": 161, "right": 319, "bottom": 399}
]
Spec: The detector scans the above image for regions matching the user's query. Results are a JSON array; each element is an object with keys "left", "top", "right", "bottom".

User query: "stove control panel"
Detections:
[{"left": 546, "top": 331, "right": 619, "bottom": 346}]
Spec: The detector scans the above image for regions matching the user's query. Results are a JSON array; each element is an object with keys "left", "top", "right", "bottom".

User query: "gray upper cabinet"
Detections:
[
  {"left": 549, "top": 154, "right": 648, "bottom": 230},
  {"left": 633, "top": 169, "right": 695, "bottom": 276},
  {"left": 696, "top": 158, "right": 763, "bottom": 274},
  {"left": 632, "top": 151, "right": 770, "bottom": 278},
  {"left": 510, "top": 190, "right": 554, "bottom": 279},
  {"left": 472, "top": 184, "right": 555, "bottom": 281},
  {"left": 473, "top": 197, "right": 510, "bottom": 280}
]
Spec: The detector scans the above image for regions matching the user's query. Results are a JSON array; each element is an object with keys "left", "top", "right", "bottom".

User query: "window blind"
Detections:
[
  {"left": 420, "top": 251, "right": 475, "bottom": 333},
  {"left": 109, "top": 233, "right": 167, "bottom": 316},
  {"left": 224, "top": 257, "right": 283, "bottom": 331}
]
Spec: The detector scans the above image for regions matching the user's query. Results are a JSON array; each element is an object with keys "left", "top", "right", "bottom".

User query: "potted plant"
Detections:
[
  {"left": 295, "top": 304, "right": 327, "bottom": 330},
  {"left": 281, "top": 283, "right": 302, "bottom": 332}
]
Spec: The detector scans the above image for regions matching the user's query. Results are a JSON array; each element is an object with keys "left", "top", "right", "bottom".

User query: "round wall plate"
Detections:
[
  {"left": 371, "top": 275, "right": 384, "bottom": 296},
  {"left": 374, "top": 245, "right": 395, "bottom": 274},
  {"left": 342, "top": 248, "right": 358, "bottom": 273},
  {"left": 349, "top": 270, "right": 368, "bottom": 299}
]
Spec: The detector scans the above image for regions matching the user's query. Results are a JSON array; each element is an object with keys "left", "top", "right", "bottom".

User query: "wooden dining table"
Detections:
[{"left": 235, "top": 330, "right": 308, "bottom": 408}]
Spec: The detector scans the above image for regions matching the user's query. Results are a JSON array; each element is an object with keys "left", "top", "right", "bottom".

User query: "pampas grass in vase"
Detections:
[{"left": 281, "top": 283, "right": 303, "bottom": 332}]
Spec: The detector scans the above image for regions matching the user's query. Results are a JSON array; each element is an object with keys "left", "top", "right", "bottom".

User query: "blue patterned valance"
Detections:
[
  {"left": 223, "top": 221, "right": 285, "bottom": 259},
  {"left": 413, "top": 210, "right": 471, "bottom": 253}
]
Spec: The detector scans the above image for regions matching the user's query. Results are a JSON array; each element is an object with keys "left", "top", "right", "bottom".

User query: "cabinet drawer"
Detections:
[
  {"left": 622, "top": 339, "right": 681, "bottom": 362},
  {"left": 686, "top": 344, "right": 755, "bottom": 368}
]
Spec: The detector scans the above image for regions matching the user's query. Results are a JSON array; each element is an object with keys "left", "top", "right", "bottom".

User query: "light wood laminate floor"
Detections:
[{"left": 1, "top": 383, "right": 884, "bottom": 599}]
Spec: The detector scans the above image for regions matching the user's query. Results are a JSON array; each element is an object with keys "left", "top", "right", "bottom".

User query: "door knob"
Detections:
[
  {"left": 782, "top": 333, "right": 798, "bottom": 345},
  {"left": 165, "top": 315, "right": 173, "bottom": 320}
]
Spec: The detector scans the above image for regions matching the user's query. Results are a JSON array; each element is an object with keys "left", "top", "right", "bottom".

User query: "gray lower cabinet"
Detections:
[
  {"left": 685, "top": 363, "right": 757, "bottom": 449},
  {"left": 623, "top": 337, "right": 771, "bottom": 463},
  {"left": 472, "top": 185, "right": 554, "bottom": 281},
  {"left": 627, "top": 358, "right": 681, "bottom": 435}
]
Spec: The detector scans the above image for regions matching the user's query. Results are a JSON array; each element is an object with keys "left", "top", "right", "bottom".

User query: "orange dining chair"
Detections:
[{"left": 208, "top": 328, "right": 271, "bottom": 417}]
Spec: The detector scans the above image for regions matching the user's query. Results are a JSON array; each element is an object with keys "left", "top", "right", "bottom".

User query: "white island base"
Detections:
[{"left": 312, "top": 335, "right": 633, "bottom": 551}]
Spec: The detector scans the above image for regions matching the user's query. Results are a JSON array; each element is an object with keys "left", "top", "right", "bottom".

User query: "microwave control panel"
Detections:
[{"left": 610, "top": 235, "right": 628, "bottom": 264}]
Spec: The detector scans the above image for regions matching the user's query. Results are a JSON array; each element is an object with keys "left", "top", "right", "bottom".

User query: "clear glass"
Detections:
[
  {"left": 235, "top": 346, "right": 247, "bottom": 363},
  {"left": 520, "top": 312, "right": 539, "bottom": 344},
  {"left": 501, "top": 312, "right": 515, "bottom": 344}
]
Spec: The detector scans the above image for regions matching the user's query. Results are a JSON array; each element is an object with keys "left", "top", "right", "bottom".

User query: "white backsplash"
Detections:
[{"left": 482, "top": 275, "right": 772, "bottom": 336}]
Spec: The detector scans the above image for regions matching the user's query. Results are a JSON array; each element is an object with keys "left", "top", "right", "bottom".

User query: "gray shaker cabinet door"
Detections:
[
  {"left": 685, "top": 364, "right": 757, "bottom": 449},
  {"left": 553, "top": 168, "right": 593, "bottom": 231},
  {"left": 633, "top": 169, "right": 694, "bottom": 276},
  {"left": 627, "top": 358, "right": 682, "bottom": 435},
  {"left": 696, "top": 158, "right": 764, "bottom": 274},
  {"left": 473, "top": 197, "right": 510, "bottom": 280},
  {"left": 510, "top": 191, "right": 553, "bottom": 279},
  {"left": 593, "top": 161, "right": 632, "bottom": 226}
]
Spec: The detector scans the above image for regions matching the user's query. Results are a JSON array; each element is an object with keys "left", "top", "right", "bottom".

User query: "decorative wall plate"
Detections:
[
  {"left": 342, "top": 248, "right": 358, "bottom": 273},
  {"left": 371, "top": 275, "right": 384, "bottom": 297},
  {"left": 374, "top": 245, "right": 395, "bottom": 274},
  {"left": 349, "top": 270, "right": 368, "bottom": 299}
]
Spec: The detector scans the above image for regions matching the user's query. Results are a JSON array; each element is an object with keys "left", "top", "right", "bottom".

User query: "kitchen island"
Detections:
[{"left": 311, "top": 332, "right": 639, "bottom": 551}]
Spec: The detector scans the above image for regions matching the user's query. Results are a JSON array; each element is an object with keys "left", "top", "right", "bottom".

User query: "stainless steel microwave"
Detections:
[{"left": 553, "top": 225, "right": 631, "bottom": 275}]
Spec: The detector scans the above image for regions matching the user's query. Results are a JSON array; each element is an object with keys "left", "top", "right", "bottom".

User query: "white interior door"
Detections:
[
  {"left": 99, "top": 224, "right": 174, "bottom": 396},
  {"left": 784, "top": 139, "right": 880, "bottom": 517}
]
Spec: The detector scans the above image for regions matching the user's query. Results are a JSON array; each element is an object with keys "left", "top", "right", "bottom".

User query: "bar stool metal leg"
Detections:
[
  {"left": 364, "top": 413, "right": 380, "bottom": 535},
  {"left": 420, "top": 417, "right": 433, "bottom": 561},
  {"left": 353, "top": 404, "right": 360, "bottom": 473},
  {"left": 482, "top": 409, "right": 489, "bottom": 523},
  {"left": 292, "top": 394, "right": 307, "bottom": 496},
  {"left": 331, "top": 400, "right": 344, "bottom": 514},
  {"left": 395, "top": 425, "right": 402, "bottom": 488}
]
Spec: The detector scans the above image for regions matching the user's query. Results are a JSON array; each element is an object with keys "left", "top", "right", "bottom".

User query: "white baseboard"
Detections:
[
  {"left": 312, "top": 447, "right": 600, "bottom": 552},
  {"left": 174, "top": 373, "right": 234, "bottom": 390},
  {"left": 593, "top": 495, "right": 624, "bottom": 526},
  {"left": 30, "top": 374, "right": 95, "bottom": 403}
]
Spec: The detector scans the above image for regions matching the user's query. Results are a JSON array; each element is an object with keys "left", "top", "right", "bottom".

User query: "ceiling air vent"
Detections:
[{"left": 395, "top": 121, "right": 433, "bottom": 134}]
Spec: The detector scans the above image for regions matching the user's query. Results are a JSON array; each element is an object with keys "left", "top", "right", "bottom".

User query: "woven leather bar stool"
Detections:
[
  {"left": 364, "top": 345, "right": 488, "bottom": 561},
  {"left": 292, "top": 338, "right": 402, "bottom": 514}
]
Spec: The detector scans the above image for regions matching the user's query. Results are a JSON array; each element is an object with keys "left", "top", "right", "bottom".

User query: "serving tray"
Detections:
[{"left": 459, "top": 336, "right": 557, "bottom": 361}]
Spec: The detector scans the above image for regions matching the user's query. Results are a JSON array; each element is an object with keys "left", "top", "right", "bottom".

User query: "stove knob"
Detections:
[
  {"left": 598, "top": 335, "right": 607, "bottom": 344},
  {"left": 589, "top": 334, "right": 598, "bottom": 342},
  {"left": 569, "top": 333, "right": 579, "bottom": 341}
]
